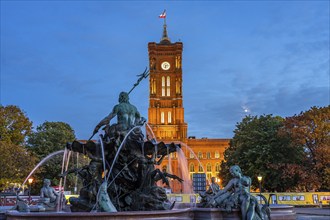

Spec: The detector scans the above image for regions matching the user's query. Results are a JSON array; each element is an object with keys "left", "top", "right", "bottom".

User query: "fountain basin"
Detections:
[{"left": 4, "top": 205, "right": 296, "bottom": 220}]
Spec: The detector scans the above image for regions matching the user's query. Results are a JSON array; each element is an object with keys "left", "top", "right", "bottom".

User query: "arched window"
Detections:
[
  {"left": 189, "top": 163, "right": 195, "bottom": 172},
  {"left": 206, "top": 152, "right": 211, "bottom": 159},
  {"left": 153, "top": 80, "right": 156, "bottom": 94},
  {"left": 198, "top": 164, "right": 204, "bottom": 172},
  {"left": 189, "top": 151, "right": 194, "bottom": 159},
  {"left": 215, "top": 151, "right": 220, "bottom": 159},
  {"left": 207, "top": 163, "right": 212, "bottom": 172},
  {"left": 151, "top": 79, "right": 156, "bottom": 94},
  {"left": 162, "top": 76, "right": 165, "bottom": 96},
  {"left": 215, "top": 163, "right": 220, "bottom": 172},
  {"left": 161, "top": 112, "right": 165, "bottom": 124},
  {"left": 166, "top": 76, "right": 171, "bottom": 96},
  {"left": 168, "top": 111, "right": 172, "bottom": 124},
  {"left": 198, "top": 152, "right": 203, "bottom": 159}
]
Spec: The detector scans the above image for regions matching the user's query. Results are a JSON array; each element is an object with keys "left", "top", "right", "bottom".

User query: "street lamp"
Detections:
[
  {"left": 215, "top": 178, "right": 221, "bottom": 187},
  {"left": 28, "top": 178, "right": 33, "bottom": 204},
  {"left": 257, "top": 175, "right": 262, "bottom": 203}
]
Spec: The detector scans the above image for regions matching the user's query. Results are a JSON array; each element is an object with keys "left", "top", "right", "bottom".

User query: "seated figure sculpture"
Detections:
[
  {"left": 199, "top": 177, "right": 221, "bottom": 207},
  {"left": 60, "top": 160, "right": 103, "bottom": 211},
  {"left": 39, "top": 179, "right": 60, "bottom": 210},
  {"left": 205, "top": 165, "right": 270, "bottom": 220}
]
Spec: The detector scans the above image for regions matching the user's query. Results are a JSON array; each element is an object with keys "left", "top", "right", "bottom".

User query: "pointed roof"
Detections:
[{"left": 160, "top": 23, "right": 171, "bottom": 44}]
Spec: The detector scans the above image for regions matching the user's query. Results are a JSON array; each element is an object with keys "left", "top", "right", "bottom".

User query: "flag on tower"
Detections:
[{"left": 159, "top": 10, "right": 166, "bottom": 18}]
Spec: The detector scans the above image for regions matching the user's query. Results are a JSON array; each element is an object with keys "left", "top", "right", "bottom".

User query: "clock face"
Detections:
[{"left": 161, "top": 61, "right": 171, "bottom": 70}]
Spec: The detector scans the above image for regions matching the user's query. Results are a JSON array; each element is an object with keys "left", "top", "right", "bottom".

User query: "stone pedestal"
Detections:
[{"left": 5, "top": 205, "right": 296, "bottom": 220}]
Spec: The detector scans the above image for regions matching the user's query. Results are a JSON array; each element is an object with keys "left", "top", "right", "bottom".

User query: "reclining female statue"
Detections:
[{"left": 207, "top": 165, "right": 269, "bottom": 220}]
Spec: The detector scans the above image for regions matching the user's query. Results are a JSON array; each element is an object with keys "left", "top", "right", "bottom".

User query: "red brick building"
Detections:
[{"left": 147, "top": 22, "right": 230, "bottom": 193}]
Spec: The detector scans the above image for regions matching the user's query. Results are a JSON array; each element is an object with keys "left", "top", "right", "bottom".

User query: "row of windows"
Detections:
[
  {"left": 278, "top": 195, "right": 306, "bottom": 201},
  {"left": 151, "top": 76, "right": 182, "bottom": 96},
  {"left": 189, "top": 163, "right": 220, "bottom": 172},
  {"left": 189, "top": 151, "right": 221, "bottom": 159},
  {"left": 270, "top": 195, "right": 330, "bottom": 202},
  {"left": 158, "top": 131, "right": 176, "bottom": 139},
  {"left": 168, "top": 151, "right": 222, "bottom": 160}
]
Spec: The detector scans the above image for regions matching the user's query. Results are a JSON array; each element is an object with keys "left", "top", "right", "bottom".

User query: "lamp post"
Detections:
[
  {"left": 257, "top": 175, "right": 262, "bottom": 203},
  {"left": 28, "top": 178, "right": 33, "bottom": 204}
]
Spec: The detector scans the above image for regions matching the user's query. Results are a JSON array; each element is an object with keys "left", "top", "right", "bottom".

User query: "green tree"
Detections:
[
  {"left": 220, "top": 114, "right": 304, "bottom": 192},
  {"left": 0, "top": 141, "right": 37, "bottom": 191},
  {"left": 27, "top": 121, "right": 76, "bottom": 189},
  {"left": 281, "top": 106, "right": 330, "bottom": 191},
  {"left": 0, "top": 105, "right": 36, "bottom": 191},
  {"left": 0, "top": 105, "right": 33, "bottom": 145}
]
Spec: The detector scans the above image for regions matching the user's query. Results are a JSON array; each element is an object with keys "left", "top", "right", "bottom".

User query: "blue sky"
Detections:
[{"left": 1, "top": 1, "right": 329, "bottom": 139}]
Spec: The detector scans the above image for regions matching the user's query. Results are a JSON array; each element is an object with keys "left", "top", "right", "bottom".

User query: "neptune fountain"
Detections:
[
  {"left": 3, "top": 70, "right": 297, "bottom": 220},
  {"left": 63, "top": 90, "right": 182, "bottom": 212}
]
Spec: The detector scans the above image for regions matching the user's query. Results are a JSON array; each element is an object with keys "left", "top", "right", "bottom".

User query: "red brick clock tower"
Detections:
[{"left": 147, "top": 22, "right": 187, "bottom": 143}]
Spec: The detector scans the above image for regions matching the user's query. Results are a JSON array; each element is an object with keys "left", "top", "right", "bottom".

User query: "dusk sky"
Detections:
[{"left": 1, "top": 1, "right": 329, "bottom": 140}]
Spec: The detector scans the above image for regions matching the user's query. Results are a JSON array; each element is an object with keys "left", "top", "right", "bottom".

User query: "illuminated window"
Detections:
[
  {"left": 162, "top": 76, "right": 165, "bottom": 96},
  {"left": 176, "top": 79, "right": 181, "bottom": 95},
  {"left": 278, "top": 196, "right": 291, "bottom": 201},
  {"left": 207, "top": 173, "right": 212, "bottom": 180},
  {"left": 206, "top": 152, "right": 211, "bottom": 159},
  {"left": 198, "top": 152, "right": 203, "bottom": 159},
  {"left": 161, "top": 112, "right": 165, "bottom": 123},
  {"left": 168, "top": 111, "right": 172, "bottom": 123},
  {"left": 167, "top": 76, "right": 170, "bottom": 96},
  {"left": 215, "top": 151, "right": 220, "bottom": 159},
  {"left": 189, "top": 151, "right": 194, "bottom": 159},
  {"left": 189, "top": 163, "right": 195, "bottom": 172},
  {"left": 207, "top": 163, "right": 212, "bottom": 172},
  {"left": 293, "top": 196, "right": 305, "bottom": 201},
  {"left": 198, "top": 164, "right": 204, "bottom": 172},
  {"left": 215, "top": 163, "right": 220, "bottom": 172},
  {"left": 151, "top": 79, "right": 156, "bottom": 94}
]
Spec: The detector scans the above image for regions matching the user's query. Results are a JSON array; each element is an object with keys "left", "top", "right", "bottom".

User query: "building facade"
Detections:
[{"left": 147, "top": 22, "right": 230, "bottom": 193}]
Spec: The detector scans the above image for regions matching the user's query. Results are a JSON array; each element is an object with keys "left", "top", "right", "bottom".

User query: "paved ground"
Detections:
[
  {"left": 297, "top": 215, "right": 330, "bottom": 220},
  {"left": 295, "top": 207, "right": 330, "bottom": 220},
  {"left": 295, "top": 207, "right": 330, "bottom": 215}
]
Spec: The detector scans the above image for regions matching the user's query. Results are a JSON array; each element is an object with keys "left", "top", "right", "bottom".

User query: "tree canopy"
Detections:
[
  {"left": 220, "top": 114, "right": 304, "bottom": 192},
  {"left": 0, "top": 141, "right": 37, "bottom": 191},
  {"left": 27, "top": 121, "right": 76, "bottom": 187},
  {"left": 220, "top": 106, "right": 330, "bottom": 192},
  {"left": 0, "top": 105, "right": 32, "bottom": 145},
  {"left": 280, "top": 106, "right": 330, "bottom": 191},
  {"left": 28, "top": 121, "right": 76, "bottom": 158}
]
